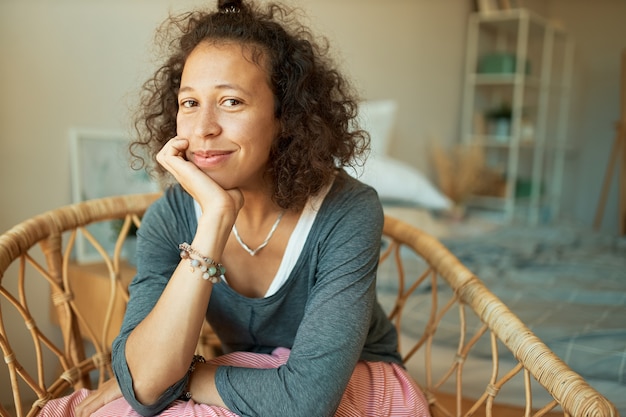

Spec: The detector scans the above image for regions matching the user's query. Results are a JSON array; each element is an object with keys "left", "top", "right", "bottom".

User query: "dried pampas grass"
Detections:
[{"left": 432, "top": 143, "right": 503, "bottom": 205}]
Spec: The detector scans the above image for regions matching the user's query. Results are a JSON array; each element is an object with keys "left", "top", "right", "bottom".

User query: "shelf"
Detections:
[
  {"left": 460, "top": 8, "right": 574, "bottom": 225},
  {"left": 467, "top": 135, "right": 538, "bottom": 147},
  {"left": 471, "top": 73, "right": 541, "bottom": 87},
  {"left": 470, "top": 185, "right": 550, "bottom": 208},
  {"left": 471, "top": 9, "right": 557, "bottom": 36},
  {"left": 467, "top": 195, "right": 507, "bottom": 210}
]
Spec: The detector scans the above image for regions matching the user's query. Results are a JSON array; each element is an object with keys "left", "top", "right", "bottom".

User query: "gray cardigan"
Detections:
[{"left": 112, "top": 172, "right": 402, "bottom": 417}]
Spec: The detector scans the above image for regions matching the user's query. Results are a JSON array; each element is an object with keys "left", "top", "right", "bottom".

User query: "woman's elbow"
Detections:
[{"left": 132, "top": 377, "right": 170, "bottom": 406}]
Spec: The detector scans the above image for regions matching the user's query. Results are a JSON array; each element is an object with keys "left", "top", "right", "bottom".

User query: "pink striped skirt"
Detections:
[{"left": 40, "top": 348, "right": 430, "bottom": 416}]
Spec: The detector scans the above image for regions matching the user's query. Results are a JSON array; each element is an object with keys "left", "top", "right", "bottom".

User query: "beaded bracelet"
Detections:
[
  {"left": 179, "top": 242, "right": 226, "bottom": 284},
  {"left": 180, "top": 354, "right": 206, "bottom": 400}
]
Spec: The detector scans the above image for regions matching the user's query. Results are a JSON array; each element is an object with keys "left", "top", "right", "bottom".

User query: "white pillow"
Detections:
[
  {"left": 357, "top": 100, "right": 398, "bottom": 157},
  {"left": 350, "top": 155, "right": 452, "bottom": 211}
]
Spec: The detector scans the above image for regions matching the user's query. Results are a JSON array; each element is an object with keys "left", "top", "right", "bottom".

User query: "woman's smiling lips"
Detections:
[{"left": 192, "top": 150, "right": 233, "bottom": 169}]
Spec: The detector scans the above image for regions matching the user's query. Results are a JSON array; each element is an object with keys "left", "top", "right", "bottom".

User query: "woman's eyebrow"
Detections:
[{"left": 178, "top": 83, "right": 252, "bottom": 96}]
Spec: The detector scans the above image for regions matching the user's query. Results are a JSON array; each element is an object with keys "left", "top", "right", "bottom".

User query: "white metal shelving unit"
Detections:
[{"left": 460, "top": 8, "right": 574, "bottom": 224}]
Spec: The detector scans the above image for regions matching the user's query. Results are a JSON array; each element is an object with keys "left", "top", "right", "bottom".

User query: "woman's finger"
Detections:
[
  {"left": 74, "top": 379, "right": 122, "bottom": 417},
  {"left": 156, "top": 137, "right": 189, "bottom": 171},
  {"left": 157, "top": 137, "right": 231, "bottom": 201}
]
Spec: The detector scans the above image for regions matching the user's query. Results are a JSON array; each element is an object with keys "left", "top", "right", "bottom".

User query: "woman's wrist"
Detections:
[
  {"left": 180, "top": 355, "right": 206, "bottom": 400},
  {"left": 191, "top": 211, "right": 235, "bottom": 260},
  {"left": 186, "top": 362, "right": 227, "bottom": 408}
]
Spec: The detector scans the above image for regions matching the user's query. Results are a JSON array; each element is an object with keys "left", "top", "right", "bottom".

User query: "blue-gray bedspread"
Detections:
[{"left": 377, "top": 222, "right": 626, "bottom": 409}]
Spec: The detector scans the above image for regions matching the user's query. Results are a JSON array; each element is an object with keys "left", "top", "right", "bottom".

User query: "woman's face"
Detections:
[{"left": 176, "top": 41, "right": 280, "bottom": 191}]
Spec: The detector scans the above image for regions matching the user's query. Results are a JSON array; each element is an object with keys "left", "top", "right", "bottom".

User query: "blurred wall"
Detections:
[
  {"left": 547, "top": 0, "right": 626, "bottom": 234},
  {"left": 2, "top": 1, "right": 624, "bottom": 237},
  {"left": 0, "top": 0, "right": 469, "bottom": 232}
]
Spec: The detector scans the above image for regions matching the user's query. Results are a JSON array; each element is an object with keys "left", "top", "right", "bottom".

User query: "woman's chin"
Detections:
[{"left": 201, "top": 171, "right": 236, "bottom": 190}]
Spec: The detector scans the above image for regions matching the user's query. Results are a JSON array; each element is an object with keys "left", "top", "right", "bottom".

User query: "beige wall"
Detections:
[
  {"left": 0, "top": 0, "right": 470, "bottom": 233},
  {"left": 1, "top": 0, "right": 625, "bottom": 233},
  {"left": 547, "top": 0, "right": 626, "bottom": 234},
  {"left": 0, "top": 0, "right": 625, "bottom": 407},
  {"left": 2, "top": 0, "right": 623, "bottom": 237},
  {"left": 0, "top": 0, "right": 626, "bottom": 230},
  {"left": 306, "top": 0, "right": 469, "bottom": 168}
]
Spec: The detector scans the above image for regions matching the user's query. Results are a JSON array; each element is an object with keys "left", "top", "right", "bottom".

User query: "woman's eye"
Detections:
[
  {"left": 181, "top": 99, "right": 198, "bottom": 108},
  {"left": 223, "top": 98, "right": 241, "bottom": 107}
]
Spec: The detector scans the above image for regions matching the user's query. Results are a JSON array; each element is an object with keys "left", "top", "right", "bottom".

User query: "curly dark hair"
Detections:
[{"left": 131, "top": 0, "right": 369, "bottom": 211}]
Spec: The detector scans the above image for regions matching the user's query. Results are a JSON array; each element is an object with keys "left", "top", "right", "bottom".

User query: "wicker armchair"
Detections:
[{"left": 0, "top": 193, "right": 619, "bottom": 417}]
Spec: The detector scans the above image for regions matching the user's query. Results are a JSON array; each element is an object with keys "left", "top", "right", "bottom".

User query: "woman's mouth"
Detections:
[{"left": 192, "top": 150, "right": 232, "bottom": 168}]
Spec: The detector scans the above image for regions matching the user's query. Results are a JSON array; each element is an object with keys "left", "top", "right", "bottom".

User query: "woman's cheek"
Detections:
[{"left": 176, "top": 112, "right": 193, "bottom": 136}]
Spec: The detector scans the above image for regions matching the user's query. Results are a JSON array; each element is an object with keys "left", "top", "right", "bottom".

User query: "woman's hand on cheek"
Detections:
[
  {"left": 157, "top": 137, "right": 243, "bottom": 219},
  {"left": 157, "top": 137, "right": 201, "bottom": 187}
]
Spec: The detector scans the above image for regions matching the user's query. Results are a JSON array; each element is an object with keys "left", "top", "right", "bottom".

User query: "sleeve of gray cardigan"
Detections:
[
  {"left": 111, "top": 187, "right": 197, "bottom": 416},
  {"left": 215, "top": 183, "right": 384, "bottom": 417}
]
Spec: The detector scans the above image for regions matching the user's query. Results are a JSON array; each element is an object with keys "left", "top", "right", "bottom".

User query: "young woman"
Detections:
[{"left": 44, "top": 0, "right": 431, "bottom": 416}]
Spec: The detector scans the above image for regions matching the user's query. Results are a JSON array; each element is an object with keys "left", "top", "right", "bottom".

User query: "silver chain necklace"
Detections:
[{"left": 232, "top": 211, "right": 285, "bottom": 256}]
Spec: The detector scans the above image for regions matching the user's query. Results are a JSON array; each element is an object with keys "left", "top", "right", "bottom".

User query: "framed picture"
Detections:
[{"left": 69, "top": 128, "right": 160, "bottom": 263}]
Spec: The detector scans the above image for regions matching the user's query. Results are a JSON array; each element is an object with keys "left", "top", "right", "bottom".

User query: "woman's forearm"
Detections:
[{"left": 125, "top": 213, "right": 232, "bottom": 405}]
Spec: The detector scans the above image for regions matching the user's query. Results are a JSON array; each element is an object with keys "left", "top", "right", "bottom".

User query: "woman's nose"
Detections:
[{"left": 194, "top": 107, "right": 221, "bottom": 138}]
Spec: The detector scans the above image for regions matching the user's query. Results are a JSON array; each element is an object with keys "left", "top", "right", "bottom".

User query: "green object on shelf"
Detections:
[
  {"left": 515, "top": 178, "right": 544, "bottom": 198},
  {"left": 478, "top": 53, "right": 530, "bottom": 75},
  {"left": 485, "top": 103, "right": 512, "bottom": 119}
]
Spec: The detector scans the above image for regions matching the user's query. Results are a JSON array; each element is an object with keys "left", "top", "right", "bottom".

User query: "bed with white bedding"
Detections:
[{"left": 375, "top": 213, "right": 626, "bottom": 415}]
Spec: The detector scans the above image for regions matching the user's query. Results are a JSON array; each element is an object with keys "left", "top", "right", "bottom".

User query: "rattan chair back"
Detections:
[{"left": 0, "top": 194, "right": 619, "bottom": 416}]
